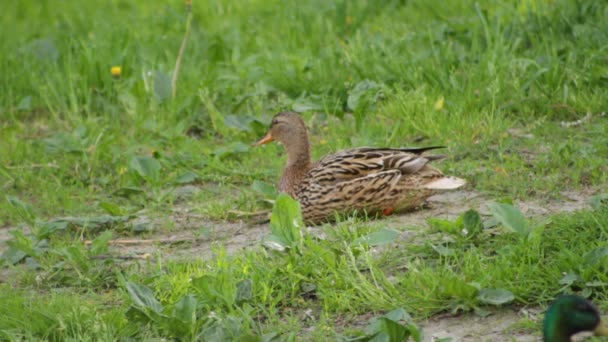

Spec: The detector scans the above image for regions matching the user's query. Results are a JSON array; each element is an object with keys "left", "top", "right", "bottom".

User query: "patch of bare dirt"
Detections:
[
  {"left": 386, "top": 188, "right": 598, "bottom": 231},
  {"left": 419, "top": 308, "right": 537, "bottom": 342},
  {"left": 0, "top": 188, "right": 598, "bottom": 260},
  {"left": 110, "top": 214, "right": 269, "bottom": 260},
  {"left": 418, "top": 306, "right": 597, "bottom": 342}
]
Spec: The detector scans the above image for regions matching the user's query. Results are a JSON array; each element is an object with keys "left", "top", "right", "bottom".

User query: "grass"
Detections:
[{"left": 1, "top": 0, "right": 608, "bottom": 340}]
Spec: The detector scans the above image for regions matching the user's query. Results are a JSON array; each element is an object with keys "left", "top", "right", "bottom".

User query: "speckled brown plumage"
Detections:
[{"left": 255, "top": 112, "right": 465, "bottom": 224}]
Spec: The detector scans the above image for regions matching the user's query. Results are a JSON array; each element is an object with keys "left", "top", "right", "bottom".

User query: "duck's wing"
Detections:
[
  {"left": 299, "top": 170, "right": 403, "bottom": 222},
  {"left": 307, "top": 146, "right": 446, "bottom": 186}
]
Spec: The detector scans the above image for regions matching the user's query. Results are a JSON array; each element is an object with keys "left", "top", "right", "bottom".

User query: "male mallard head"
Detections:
[{"left": 543, "top": 295, "right": 608, "bottom": 342}]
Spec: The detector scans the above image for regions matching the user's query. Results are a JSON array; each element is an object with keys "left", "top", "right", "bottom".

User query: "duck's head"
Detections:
[
  {"left": 254, "top": 112, "right": 308, "bottom": 147},
  {"left": 543, "top": 295, "right": 608, "bottom": 342}
]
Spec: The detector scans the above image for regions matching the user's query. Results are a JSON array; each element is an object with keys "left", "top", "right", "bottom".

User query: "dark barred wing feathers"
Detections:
[{"left": 306, "top": 147, "right": 446, "bottom": 186}]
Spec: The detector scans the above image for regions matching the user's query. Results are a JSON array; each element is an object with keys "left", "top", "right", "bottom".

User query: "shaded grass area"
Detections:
[{"left": 2, "top": 0, "right": 608, "bottom": 340}]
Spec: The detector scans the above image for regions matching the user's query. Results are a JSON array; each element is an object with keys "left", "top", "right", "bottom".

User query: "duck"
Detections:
[
  {"left": 254, "top": 112, "right": 466, "bottom": 224},
  {"left": 543, "top": 295, "right": 608, "bottom": 341}
]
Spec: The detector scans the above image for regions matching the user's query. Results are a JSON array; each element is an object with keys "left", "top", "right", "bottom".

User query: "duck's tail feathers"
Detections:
[
  {"left": 424, "top": 176, "right": 466, "bottom": 190},
  {"left": 401, "top": 146, "right": 446, "bottom": 154}
]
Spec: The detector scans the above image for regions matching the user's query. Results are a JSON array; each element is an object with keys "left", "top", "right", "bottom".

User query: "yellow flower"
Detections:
[
  {"left": 434, "top": 96, "right": 445, "bottom": 110},
  {"left": 111, "top": 66, "right": 122, "bottom": 77}
]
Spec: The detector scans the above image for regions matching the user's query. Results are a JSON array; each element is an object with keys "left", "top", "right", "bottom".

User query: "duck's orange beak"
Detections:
[{"left": 253, "top": 132, "right": 274, "bottom": 146}]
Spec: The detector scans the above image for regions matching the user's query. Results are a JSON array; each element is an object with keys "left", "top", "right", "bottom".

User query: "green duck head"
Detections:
[{"left": 543, "top": 295, "right": 608, "bottom": 342}]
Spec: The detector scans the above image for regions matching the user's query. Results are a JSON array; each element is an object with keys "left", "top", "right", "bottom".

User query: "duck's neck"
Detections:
[
  {"left": 543, "top": 319, "right": 571, "bottom": 342},
  {"left": 283, "top": 130, "right": 312, "bottom": 168},
  {"left": 278, "top": 130, "right": 312, "bottom": 194}
]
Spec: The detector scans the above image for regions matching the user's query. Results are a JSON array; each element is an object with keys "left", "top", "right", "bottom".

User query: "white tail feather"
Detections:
[{"left": 424, "top": 176, "right": 466, "bottom": 190}]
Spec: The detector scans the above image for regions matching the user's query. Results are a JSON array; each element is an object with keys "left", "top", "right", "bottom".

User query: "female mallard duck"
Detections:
[
  {"left": 543, "top": 295, "right": 608, "bottom": 341},
  {"left": 254, "top": 112, "right": 466, "bottom": 224}
]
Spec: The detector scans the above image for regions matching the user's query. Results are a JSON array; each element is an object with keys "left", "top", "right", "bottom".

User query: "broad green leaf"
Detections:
[
  {"left": 291, "top": 94, "right": 324, "bottom": 112},
  {"left": 224, "top": 114, "right": 255, "bottom": 132},
  {"left": 1, "top": 247, "right": 27, "bottom": 265},
  {"left": 126, "top": 282, "right": 164, "bottom": 314},
  {"left": 366, "top": 309, "right": 411, "bottom": 332},
  {"left": 474, "top": 307, "right": 492, "bottom": 317},
  {"left": 371, "top": 318, "right": 412, "bottom": 342},
  {"left": 487, "top": 203, "right": 529, "bottom": 237},
  {"left": 118, "top": 92, "right": 138, "bottom": 115},
  {"left": 269, "top": 194, "right": 304, "bottom": 249},
  {"left": 129, "top": 155, "right": 161, "bottom": 181},
  {"left": 213, "top": 142, "right": 250, "bottom": 158},
  {"left": 153, "top": 70, "right": 172, "bottom": 103},
  {"left": 251, "top": 181, "right": 278, "bottom": 200},
  {"left": 131, "top": 221, "right": 153, "bottom": 233},
  {"left": 191, "top": 275, "right": 215, "bottom": 297},
  {"left": 198, "top": 321, "right": 229, "bottom": 341},
  {"left": 300, "top": 282, "right": 316, "bottom": 294},
  {"left": 468, "top": 282, "right": 482, "bottom": 290},
  {"left": 347, "top": 80, "right": 383, "bottom": 130},
  {"left": 583, "top": 247, "right": 608, "bottom": 265},
  {"left": 173, "top": 294, "right": 197, "bottom": 324},
  {"left": 483, "top": 217, "right": 499, "bottom": 229},
  {"left": 347, "top": 80, "right": 381, "bottom": 112},
  {"left": 477, "top": 288, "right": 514, "bottom": 305},
  {"left": 17, "top": 96, "right": 32, "bottom": 111},
  {"left": 236, "top": 279, "right": 253, "bottom": 303},
  {"left": 585, "top": 280, "right": 608, "bottom": 287},
  {"left": 27, "top": 38, "right": 59, "bottom": 62},
  {"left": 24, "top": 257, "right": 41, "bottom": 270},
  {"left": 125, "top": 306, "right": 152, "bottom": 324},
  {"left": 261, "top": 234, "right": 288, "bottom": 252},
  {"left": 174, "top": 171, "right": 199, "bottom": 184},
  {"left": 192, "top": 274, "right": 235, "bottom": 307},
  {"left": 197, "top": 314, "right": 246, "bottom": 341},
  {"left": 430, "top": 243, "right": 454, "bottom": 256},
  {"left": 462, "top": 209, "right": 483, "bottom": 237},
  {"left": 428, "top": 217, "right": 460, "bottom": 235},
  {"left": 99, "top": 201, "right": 124, "bottom": 216},
  {"left": 5, "top": 230, "right": 37, "bottom": 258},
  {"left": 364, "top": 308, "right": 419, "bottom": 342},
  {"left": 113, "top": 186, "right": 145, "bottom": 198},
  {"left": 46, "top": 215, "right": 129, "bottom": 231},
  {"left": 383, "top": 308, "right": 413, "bottom": 322},
  {"left": 353, "top": 228, "right": 398, "bottom": 246},
  {"left": 40, "top": 133, "right": 84, "bottom": 154},
  {"left": 589, "top": 194, "right": 608, "bottom": 210}
]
